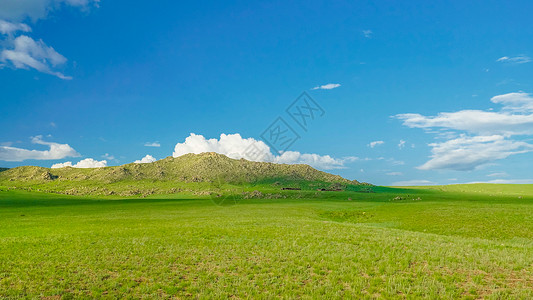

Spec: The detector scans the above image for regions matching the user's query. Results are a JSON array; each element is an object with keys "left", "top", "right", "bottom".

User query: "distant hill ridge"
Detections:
[{"left": 0, "top": 153, "right": 363, "bottom": 196}]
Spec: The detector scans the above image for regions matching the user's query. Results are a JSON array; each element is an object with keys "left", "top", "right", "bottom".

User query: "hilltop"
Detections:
[{"left": 0, "top": 152, "right": 366, "bottom": 196}]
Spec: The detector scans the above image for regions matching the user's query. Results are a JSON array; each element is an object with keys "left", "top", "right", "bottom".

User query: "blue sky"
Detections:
[{"left": 2, "top": 0, "right": 533, "bottom": 185}]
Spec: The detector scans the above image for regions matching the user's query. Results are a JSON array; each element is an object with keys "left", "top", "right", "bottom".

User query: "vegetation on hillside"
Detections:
[{"left": 0, "top": 153, "right": 367, "bottom": 196}]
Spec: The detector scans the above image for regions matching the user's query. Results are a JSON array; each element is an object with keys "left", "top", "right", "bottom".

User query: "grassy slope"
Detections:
[
  {"left": 1, "top": 186, "right": 533, "bottom": 298},
  {"left": 0, "top": 153, "right": 364, "bottom": 196}
]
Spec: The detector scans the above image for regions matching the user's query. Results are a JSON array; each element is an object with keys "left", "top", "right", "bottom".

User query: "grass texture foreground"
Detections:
[{"left": 1, "top": 185, "right": 533, "bottom": 299}]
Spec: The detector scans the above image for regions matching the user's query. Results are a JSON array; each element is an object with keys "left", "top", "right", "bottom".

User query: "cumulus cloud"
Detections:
[
  {"left": 51, "top": 158, "right": 107, "bottom": 168},
  {"left": 274, "top": 152, "right": 357, "bottom": 170},
  {"left": 50, "top": 161, "right": 72, "bottom": 168},
  {"left": 173, "top": 133, "right": 356, "bottom": 170},
  {"left": 144, "top": 142, "right": 161, "bottom": 147},
  {"left": 173, "top": 133, "right": 271, "bottom": 160},
  {"left": 497, "top": 55, "right": 531, "bottom": 64},
  {"left": 134, "top": 155, "right": 156, "bottom": 164},
  {"left": 396, "top": 92, "right": 533, "bottom": 171},
  {"left": 311, "top": 83, "right": 341, "bottom": 90},
  {"left": 368, "top": 141, "right": 384, "bottom": 148},
  {"left": 0, "top": 135, "right": 79, "bottom": 161},
  {"left": 0, "top": 0, "right": 99, "bottom": 78}
]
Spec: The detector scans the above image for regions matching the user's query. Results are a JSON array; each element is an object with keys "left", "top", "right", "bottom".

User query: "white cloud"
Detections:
[
  {"left": 311, "top": 83, "right": 341, "bottom": 90},
  {"left": 487, "top": 172, "right": 508, "bottom": 177},
  {"left": 391, "top": 179, "right": 435, "bottom": 186},
  {"left": 398, "top": 140, "right": 406, "bottom": 149},
  {"left": 50, "top": 161, "right": 72, "bottom": 168},
  {"left": 386, "top": 172, "right": 403, "bottom": 176},
  {"left": 0, "top": 20, "right": 31, "bottom": 34},
  {"left": 134, "top": 155, "right": 156, "bottom": 164},
  {"left": 51, "top": 158, "right": 107, "bottom": 168},
  {"left": 396, "top": 110, "right": 533, "bottom": 136},
  {"left": 0, "top": 0, "right": 98, "bottom": 78},
  {"left": 0, "top": 135, "right": 79, "bottom": 161},
  {"left": 468, "top": 179, "right": 533, "bottom": 184},
  {"left": 396, "top": 92, "right": 533, "bottom": 136},
  {"left": 0, "top": 0, "right": 99, "bottom": 21},
  {"left": 497, "top": 55, "right": 531, "bottom": 64},
  {"left": 418, "top": 135, "right": 532, "bottom": 171},
  {"left": 173, "top": 133, "right": 270, "bottom": 160},
  {"left": 388, "top": 158, "right": 405, "bottom": 165},
  {"left": 1, "top": 35, "right": 70, "bottom": 79},
  {"left": 102, "top": 153, "right": 115, "bottom": 160},
  {"left": 368, "top": 141, "right": 384, "bottom": 148},
  {"left": 491, "top": 92, "right": 533, "bottom": 112},
  {"left": 173, "top": 133, "right": 356, "bottom": 170},
  {"left": 274, "top": 152, "right": 357, "bottom": 170},
  {"left": 396, "top": 92, "right": 533, "bottom": 171},
  {"left": 144, "top": 142, "right": 161, "bottom": 147},
  {"left": 362, "top": 30, "right": 373, "bottom": 38}
]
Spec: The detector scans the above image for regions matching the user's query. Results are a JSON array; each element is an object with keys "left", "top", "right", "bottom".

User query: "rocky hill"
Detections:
[{"left": 0, "top": 152, "right": 366, "bottom": 196}]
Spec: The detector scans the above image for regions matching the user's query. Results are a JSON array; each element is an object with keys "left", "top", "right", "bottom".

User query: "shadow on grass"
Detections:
[
  {"left": 0, "top": 190, "right": 208, "bottom": 209},
  {"left": 4, "top": 185, "right": 527, "bottom": 210}
]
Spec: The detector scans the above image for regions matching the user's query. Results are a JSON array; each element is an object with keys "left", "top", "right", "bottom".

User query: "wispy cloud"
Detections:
[
  {"left": 1, "top": 35, "right": 71, "bottom": 79},
  {"left": 398, "top": 140, "right": 406, "bottom": 149},
  {"left": 0, "top": 20, "right": 31, "bottom": 34},
  {"left": 386, "top": 172, "right": 403, "bottom": 176},
  {"left": 0, "top": 0, "right": 100, "bottom": 22},
  {"left": 0, "top": 0, "right": 99, "bottom": 79},
  {"left": 497, "top": 55, "right": 531, "bottom": 64},
  {"left": 391, "top": 179, "right": 435, "bottom": 186},
  {"left": 469, "top": 179, "right": 533, "bottom": 184},
  {"left": 311, "top": 83, "right": 341, "bottom": 90},
  {"left": 0, "top": 135, "right": 79, "bottom": 161},
  {"left": 487, "top": 172, "right": 508, "bottom": 177},
  {"left": 102, "top": 153, "right": 115, "bottom": 160},
  {"left": 396, "top": 92, "right": 533, "bottom": 171},
  {"left": 368, "top": 141, "right": 384, "bottom": 148},
  {"left": 144, "top": 142, "right": 161, "bottom": 147},
  {"left": 362, "top": 30, "right": 373, "bottom": 38},
  {"left": 418, "top": 135, "right": 532, "bottom": 171}
]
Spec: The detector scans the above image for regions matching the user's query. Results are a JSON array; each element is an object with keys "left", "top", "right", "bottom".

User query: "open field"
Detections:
[{"left": 1, "top": 185, "right": 533, "bottom": 298}]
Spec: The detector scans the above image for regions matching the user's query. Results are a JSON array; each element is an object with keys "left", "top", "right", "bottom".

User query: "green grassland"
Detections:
[
  {"left": 0, "top": 153, "right": 365, "bottom": 198},
  {"left": 2, "top": 184, "right": 533, "bottom": 299}
]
